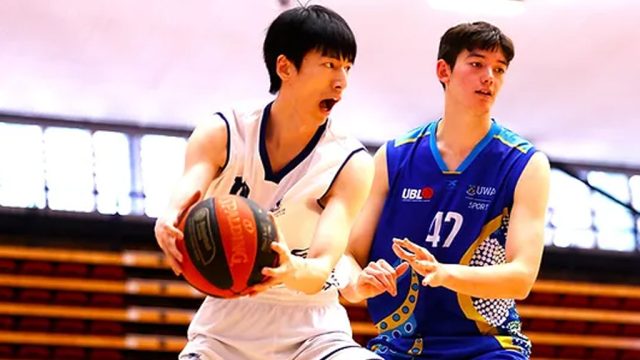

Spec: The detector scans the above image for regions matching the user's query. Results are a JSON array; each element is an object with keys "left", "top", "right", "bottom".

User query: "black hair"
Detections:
[
  {"left": 263, "top": 5, "right": 357, "bottom": 94},
  {"left": 438, "top": 21, "right": 514, "bottom": 71}
]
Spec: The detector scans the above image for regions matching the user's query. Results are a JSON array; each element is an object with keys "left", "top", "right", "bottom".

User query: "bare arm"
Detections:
[
  {"left": 341, "top": 146, "right": 409, "bottom": 303},
  {"left": 393, "top": 151, "right": 550, "bottom": 299},
  {"left": 154, "top": 117, "right": 228, "bottom": 275},
  {"left": 263, "top": 150, "right": 374, "bottom": 294}
]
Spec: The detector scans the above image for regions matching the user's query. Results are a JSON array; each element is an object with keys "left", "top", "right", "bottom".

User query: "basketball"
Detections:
[{"left": 177, "top": 195, "right": 279, "bottom": 298}]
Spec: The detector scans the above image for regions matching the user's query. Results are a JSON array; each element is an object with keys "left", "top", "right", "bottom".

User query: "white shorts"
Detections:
[{"left": 180, "top": 293, "right": 380, "bottom": 360}]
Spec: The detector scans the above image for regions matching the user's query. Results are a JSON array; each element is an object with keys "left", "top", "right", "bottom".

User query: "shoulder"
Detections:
[
  {"left": 324, "top": 149, "right": 374, "bottom": 206},
  {"left": 322, "top": 118, "right": 366, "bottom": 153},
  {"left": 392, "top": 123, "right": 432, "bottom": 149},
  {"left": 492, "top": 122, "right": 535, "bottom": 154}
]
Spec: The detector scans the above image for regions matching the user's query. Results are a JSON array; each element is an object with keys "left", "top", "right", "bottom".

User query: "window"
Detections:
[
  {"left": 588, "top": 172, "right": 635, "bottom": 251},
  {"left": 43, "top": 127, "right": 95, "bottom": 212},
  {"left": 93, "top": 131, "right": 132, "bottom": 215},
  {"left": 0, "top": 122, "right": 46, "bottom": 208},
  {"left": 140, "top": 135, "right": 187, "bottom": 217},
  {"left": 548, "top": 169, "right": 592, "bottom": 233},
  {"left": 630, "top": 175, "right": 640, "bottom": 212}
]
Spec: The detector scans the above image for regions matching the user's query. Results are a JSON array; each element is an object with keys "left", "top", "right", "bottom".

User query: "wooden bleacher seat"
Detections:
[
  {"left": 0, "top": 273, "right": 202, "bottom": 299},
  {"left": 19, "top": 261, "right": 53, "bottom": 276},
  {"left": 0, "top": 260, "right": 15, "bottom": 274},
  {"left": 0, "top": 302, "right": 193, "bottom": 326},
  {"left": 0, "top": 317, "right": 12, "bottom": 331},
  {"left": 17, "top": 345, "right": 49, "bottom": 359},
  {"left": 0, "top": 330, "right": 185, "bottom": 352},
  {"left": 0, "top": 245, "right": 168, "bottom": 269},
  {"left": 53, "top": 346, "right": 87, "bottom": 360},
  {"left": 55, "top": 263, "right": 88, "bottom": 278},
  {"left": 0, "top": 288, "right": 13, "bottom": 302},
  {"left": 89, "top": 349, "right": 123, "bottom": 360},
  {"left": 54, "top": 318, "right": 86, "bottom": 334},
  {"left": 53, "top": 290, "right": 88, "bottom": 306}
]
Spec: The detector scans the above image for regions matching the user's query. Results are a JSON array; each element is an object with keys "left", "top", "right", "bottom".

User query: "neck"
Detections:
[
  {"left": 268, "top": 96, "right": 324, "bottom": 147},
  {"left": 439, "top": 97, "right": 492, "bottom": 152}
]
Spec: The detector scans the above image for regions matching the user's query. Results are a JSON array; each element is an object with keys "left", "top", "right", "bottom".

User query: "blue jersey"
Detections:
[{"left": 367, "top": 120, "right": 536, "bottom": 359}]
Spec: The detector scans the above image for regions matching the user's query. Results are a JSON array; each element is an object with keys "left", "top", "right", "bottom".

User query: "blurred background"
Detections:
[{"left": 0, "top": 0, "right": 639, "bottom": 359}]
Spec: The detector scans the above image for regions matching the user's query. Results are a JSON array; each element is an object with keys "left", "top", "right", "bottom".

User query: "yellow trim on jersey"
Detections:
[
  {"left": 374, "top": 269, "right": 420, "bottom": 333},
  {"left": 442, "top": 170, "right": 461, "bottom": 175},
  {"left": 408, "top": 338, "right": 424, "bottom": 356},
  {"left": 455, "top": 208, "right": 509, "bottom": 334},
  {"left": 495, "top": 335, "right": 522, "bottom": 352},
  {"left": 493, "top": 134, "right": 529, "bottom": 154},
  {"left": 394, "top": 131, "right": 430, "bottom": 147}
]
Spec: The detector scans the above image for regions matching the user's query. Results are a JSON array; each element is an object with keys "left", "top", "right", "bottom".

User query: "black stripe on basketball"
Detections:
[
  {"left": 183, "top": 198, "right": 233, "bottom": 289},
  {"left": 245, "top": 199, "right": 278, "bottom": 286}
]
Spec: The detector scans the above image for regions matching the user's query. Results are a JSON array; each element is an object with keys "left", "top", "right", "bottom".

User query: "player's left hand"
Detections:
[
  {"left": 392, "top": 237, "right": 444, "bottom": 287},
  {"left": 242, "top": 213, "right": 305, "bottom": 296}
]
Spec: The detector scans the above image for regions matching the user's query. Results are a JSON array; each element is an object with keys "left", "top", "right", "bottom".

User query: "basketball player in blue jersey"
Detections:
[
  {"left": 342, "top": 22, "right": 550, "bottom": 359},
  {"left": 154, "top": 5, "right": 381, "bottom": 360}
]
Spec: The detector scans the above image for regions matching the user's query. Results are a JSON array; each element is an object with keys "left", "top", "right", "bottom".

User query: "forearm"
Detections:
[
  {"left": 165, "top": 165, "right": 214, "bottom": 215},
  {"left": 439, "top": 262, "right": 535, "bottom": 300},
  {"left": 284, "top": 256, "right": 333, "bottom": 295},
  {"left": 339, "top": 255, "right": 366, "bottom": 303}
]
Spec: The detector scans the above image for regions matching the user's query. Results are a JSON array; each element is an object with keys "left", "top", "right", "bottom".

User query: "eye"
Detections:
[
  {"left": 495, "top": 67, "right": 506, "bottom": 74},
  {"left": 324, "top": 62, "right": 335, "bottom": 69},
  {"left": 344, "top": 65, "right": 352, "bottom": 73},
  {"left": 470, "top": 62, "right": 482, "bottom": 68}
]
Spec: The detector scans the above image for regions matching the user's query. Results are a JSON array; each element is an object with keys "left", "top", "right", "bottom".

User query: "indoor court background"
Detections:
[{"left": 0, "top": 1, "right": 639, "bottom": 359}]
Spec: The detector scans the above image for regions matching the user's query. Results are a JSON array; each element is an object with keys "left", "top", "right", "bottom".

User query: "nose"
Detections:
[
  {"left": 332, "top": 67, "right": 348, "bottom": 92},
  {"left": 481, "top": 68, "right": 495, "bottom": 85}
]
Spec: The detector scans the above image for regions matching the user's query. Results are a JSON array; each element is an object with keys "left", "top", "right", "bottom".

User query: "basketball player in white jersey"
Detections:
[{"left": 154, "top": 5, "right": 381, "bottom": 360}]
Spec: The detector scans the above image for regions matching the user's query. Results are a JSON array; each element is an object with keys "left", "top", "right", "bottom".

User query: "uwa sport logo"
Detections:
[{"left": 401, "top": 186, "right": 434, "bottom": 202}]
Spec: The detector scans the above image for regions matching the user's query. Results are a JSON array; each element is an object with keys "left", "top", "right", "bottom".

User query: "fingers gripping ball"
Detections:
[{"left": 177, "top": 195, "right": 279, "bottom": 298}]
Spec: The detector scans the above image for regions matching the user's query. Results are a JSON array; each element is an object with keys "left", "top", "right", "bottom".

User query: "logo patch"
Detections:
[
  {"left": 401, "top": 186, "right": 434, "bottom": 202},
  {"left": 465, "top": 184, "right": 496, "bottom": 211}
]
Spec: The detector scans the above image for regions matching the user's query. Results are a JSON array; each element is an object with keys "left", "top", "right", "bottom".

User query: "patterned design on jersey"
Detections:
[
  {"left": 371, "top": 269, "right": 421, "bottom": 357},
  {"left": 456, "top": 210, "right": 507, "bottom": 333},
  {"left": 470, "top": 236, "right": 514, "bottom": 327},
  {"left": 501, "top": 316, "right": 532, "bottom": 357},
  {"left": 408, "top": 338, "right": 424, "bottom": 357},
  {"left": 230, "top": 176, "right": 250, "bottom": 198},
  {"left": 456, "top": 208, "right": 531, "bottom": 356},
  {"left": 374, "top": 269, "right": 420, "bottom": 337}
]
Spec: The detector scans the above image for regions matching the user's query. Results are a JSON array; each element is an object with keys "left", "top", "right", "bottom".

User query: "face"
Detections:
[
  {"left": 437, "top": 48, "right": 508, "bottom": 115},
  {"left": 278, "top": 49, "right": 352, "bottom": 122}
]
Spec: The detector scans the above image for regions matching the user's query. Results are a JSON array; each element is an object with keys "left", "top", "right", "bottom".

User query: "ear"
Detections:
[
  {"left": 275, "top": 55, "right": 295, "bottom": 83},
  {"left": 436, "top": 59, "right": 451, "bottom": 87}
]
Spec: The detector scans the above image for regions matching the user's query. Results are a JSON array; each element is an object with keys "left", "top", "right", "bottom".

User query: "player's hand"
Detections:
[
  {"left": 354, "top": 259, "right": 409, "bottom": 299},
  {"left": 257, "top": 213, "right": 308, "bottom": 291},
  {"left": 392, "top": 237, "right": 443, "bottom": 287},
  {"left": 242, "top": 213, "right": 300, "bottom": 295},
  {"left": 154, "top": 190, "right": 201, "bottom": 276}
]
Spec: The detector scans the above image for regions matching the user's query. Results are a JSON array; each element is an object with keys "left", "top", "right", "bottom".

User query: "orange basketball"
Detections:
[{"left": 177, "top": 195, "right": 279, "bottom": 298}]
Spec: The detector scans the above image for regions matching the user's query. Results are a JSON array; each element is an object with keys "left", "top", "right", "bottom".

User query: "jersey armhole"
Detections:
[
  {"left": 316, "top": 147, "right": 367, "bottom": 209},
  {"left": 506, "top": 148, "right": 538, "bottom": 205},
  {"left": 214, "top": 111, "right": 232, "bottom": 173}
]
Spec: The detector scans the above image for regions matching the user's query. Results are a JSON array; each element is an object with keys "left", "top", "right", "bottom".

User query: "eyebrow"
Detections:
[{"left": 467, "top": 51, "right": 508, "bottom": 66}]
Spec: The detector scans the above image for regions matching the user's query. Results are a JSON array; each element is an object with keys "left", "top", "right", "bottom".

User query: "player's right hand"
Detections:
[
  {"left": 154, "top": 190, "right": 201, "bottom": 276},
  {"left": 355, "top": 259, "right": 409, "bottom": 299},
  {"left": 154, "top": 214, "right": 184, "bottom": 276}
]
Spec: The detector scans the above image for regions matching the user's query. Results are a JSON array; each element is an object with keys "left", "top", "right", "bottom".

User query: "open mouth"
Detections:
[
  {"left": 320, "top": 98, "right": 338, "bottom": 112},
  {"left": 475, "top": 89, "right": 492, "bottom": 97}
]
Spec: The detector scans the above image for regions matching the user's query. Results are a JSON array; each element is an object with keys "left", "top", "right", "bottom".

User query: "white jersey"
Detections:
[
  {"left": 204, "top": 102, "right": 365, "bottom": 303},
  {"left": 183, "top": 103, "right": 380, "bottom": 360}
]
